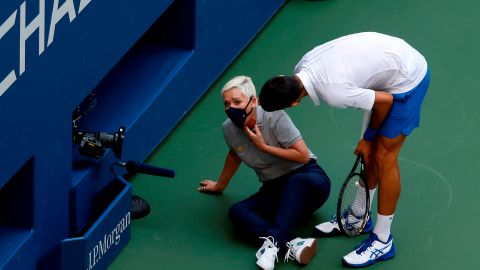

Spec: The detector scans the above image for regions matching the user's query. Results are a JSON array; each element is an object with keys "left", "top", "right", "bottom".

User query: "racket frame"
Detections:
[{"left": 336, "top": 154, "right": 370, "bottom": 236}]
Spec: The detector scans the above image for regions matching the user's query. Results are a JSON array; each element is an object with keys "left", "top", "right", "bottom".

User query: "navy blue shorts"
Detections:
[{"left": 379, "top": 69, "right": 430, "bottom": 139}]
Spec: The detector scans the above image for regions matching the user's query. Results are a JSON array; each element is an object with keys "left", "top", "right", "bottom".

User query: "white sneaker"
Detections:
[
  {"left": 256, "top": 236, "right": 279, "bottom": 270},
  {"left": 342, "top": 233, "right": 395, "bottom": 267},
  {"left": 284, "top": 237, "right": 317, "bottom": 265},
  {"left": 314, "top": 213, "right": 373, "bottom": 236},
  {"left": 314, "top": 215, "right": 340, "bottom": 236}
]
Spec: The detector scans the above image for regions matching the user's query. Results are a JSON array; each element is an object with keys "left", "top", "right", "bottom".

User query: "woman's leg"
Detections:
[
  {"left": 229, "top": 161, "right": 330, "bottom": 247},
  {"left": 271, "top": 161, "right": 331, "bottom": 247},
  {"left": 228, "top": 184, "right": 280, "bottom": 244}
]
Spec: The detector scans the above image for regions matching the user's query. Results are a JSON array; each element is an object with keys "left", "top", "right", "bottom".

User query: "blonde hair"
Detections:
[{"left": 221, "top": 75, "right": 256, "bottom": 99}]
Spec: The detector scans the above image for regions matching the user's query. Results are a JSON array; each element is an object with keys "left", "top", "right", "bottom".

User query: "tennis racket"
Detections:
[{"left": 336, "top": 154, "right": 370, "bottom": 236}]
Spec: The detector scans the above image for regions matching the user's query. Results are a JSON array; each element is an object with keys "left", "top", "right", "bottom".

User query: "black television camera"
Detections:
[
  {"left": 72, "top": 93, "right": 175, "bottom": 220},
  {"left": 72, "top": 126, "right": 125, "bottom": 159},
  {"left": 72, "top": 93, "right": 126, "bottom": 159}
]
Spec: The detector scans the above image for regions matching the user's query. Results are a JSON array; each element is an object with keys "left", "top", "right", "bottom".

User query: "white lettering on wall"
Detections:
[
  {"left": 0, "top": 0, "right": 94, "bottom": 97},
  {"left": 20, "top": 0, "right": 45, "bottom": 75},
  {"left": 0, "top": 11, "right": 17, "bottom": 96},
  {"left": 78, "top": 0, "right": 92, "bottom": 14},
  {"left": 48, "top": 0, "right": 76, "bottom": 46},
  {"left": 86, "top": 212, "right": 131, "bottom": 270}
]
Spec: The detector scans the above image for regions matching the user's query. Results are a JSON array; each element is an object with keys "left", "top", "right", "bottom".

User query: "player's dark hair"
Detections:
[{"left": 259, "top": 76, "right": 302, "bottom": 112}]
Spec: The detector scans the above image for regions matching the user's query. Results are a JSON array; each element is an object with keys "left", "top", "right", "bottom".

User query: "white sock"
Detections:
[
  {"left": 368, "top": 188, "right": 376, "bottom": 212},
  {"left": 351, "top": 188, "right": 376, "bottom": 216},
  {"left": 373, "top": 213, "right": 394, "bottom": 242}
]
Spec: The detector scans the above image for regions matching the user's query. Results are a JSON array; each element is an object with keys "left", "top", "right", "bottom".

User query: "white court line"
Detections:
[
  {"left": 399, "top": 157, "right": 453, "bottom": 220},
  {"left": 330, "top": 145, "right": 453, "bottom": 220}
]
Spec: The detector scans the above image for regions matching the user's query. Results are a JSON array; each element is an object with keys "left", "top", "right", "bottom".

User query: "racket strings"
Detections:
[
  {"left": 339, "top": 174, "right": 368, "bottom": 235},
  {"left": 350, "top": 182, "right": 367, "bottom": 216}
]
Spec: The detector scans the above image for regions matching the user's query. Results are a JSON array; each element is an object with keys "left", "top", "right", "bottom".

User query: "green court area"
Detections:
[{"left": 109, "top": 0, "right": 479, "bottom": 269}]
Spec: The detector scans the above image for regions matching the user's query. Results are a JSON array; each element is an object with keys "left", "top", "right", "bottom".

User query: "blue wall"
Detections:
[{"left": 0, "top": 0, "right": 284, "bottom": 269}]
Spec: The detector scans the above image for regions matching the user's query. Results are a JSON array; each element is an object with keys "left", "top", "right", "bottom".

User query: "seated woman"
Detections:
[{"left": 198, "top": 75, "right": 331, "bottom": 270}]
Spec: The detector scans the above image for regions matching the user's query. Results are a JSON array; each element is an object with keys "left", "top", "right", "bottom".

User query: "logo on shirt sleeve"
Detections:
[{"left": 236, "top": 145, "right": 245, "bottom": 153}]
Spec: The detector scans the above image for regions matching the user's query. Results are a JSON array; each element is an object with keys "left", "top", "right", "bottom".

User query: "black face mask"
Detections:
[{"left": 225, "top": 97, "right": 253, "bottom": 128}]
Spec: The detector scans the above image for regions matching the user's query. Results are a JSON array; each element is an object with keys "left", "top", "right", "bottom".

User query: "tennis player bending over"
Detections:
[
  {"left": 198, "top": 75, "right": 331, "bottom": 270},
  {"left": 259, "top": 32, "right": 430, "bottom": 267}
]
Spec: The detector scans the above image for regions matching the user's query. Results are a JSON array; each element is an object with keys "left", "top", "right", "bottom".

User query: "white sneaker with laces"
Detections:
[
  {"left": 342, "top": 232, "right": 395, "bottom": 267},
  {"left": 314, "top": 212, "right": 373, "bottom": 236},
  {"left": 284, "top": 237, "right": 317, "bottom": 265},
  {"left": 256, "top": 236, "right": 279, "bottom": 270}
]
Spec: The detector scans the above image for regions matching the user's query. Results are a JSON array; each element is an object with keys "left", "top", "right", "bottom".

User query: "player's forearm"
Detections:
[{"left": 370, "top": 91, "right": 393, "bottom": 129}]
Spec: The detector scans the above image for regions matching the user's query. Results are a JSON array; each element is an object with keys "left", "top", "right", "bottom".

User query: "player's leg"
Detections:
[
  {"left": 341, "top": 134, "right": 404, "bottom": 268},
  {"left": 364, "top": 139, "right": 379, "bottom": 204},
  {"left": 372, "top": 68, "right": 429, "bottom": 241},
  {"left": 374, "top": 134, "right": 406, "bottom": 239},
  {"left": 343, "top": 68, "right": 430, "bottom": 267},
  {"left": 352, "top": 139, "right": 378, "bottom": 218}
]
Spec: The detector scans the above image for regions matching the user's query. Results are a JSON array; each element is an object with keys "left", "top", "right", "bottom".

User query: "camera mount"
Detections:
[{"left": 72, "top": 126, "right": 126, "bottom": 159}]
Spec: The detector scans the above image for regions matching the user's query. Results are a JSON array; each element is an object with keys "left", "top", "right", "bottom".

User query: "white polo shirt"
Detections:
[{"left": 294, "top": 32, "right": 428, "bottom": 111}]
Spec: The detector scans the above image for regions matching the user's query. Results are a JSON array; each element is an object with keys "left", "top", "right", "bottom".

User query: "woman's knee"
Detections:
[
  {"left": 289, "top": 173, "right": 331, "bottom": 209},
  {"left": 228, "top": 201, "right": 253, "bottom": 223},
  {"left": 228, "top": 202, "right": 242, "bottom": 221},
  {"left": 292, "top": 167, "right": 329, "bottom": 185},
  {"left": 305, "top": 170, "right": 331, "bottom": 193}
]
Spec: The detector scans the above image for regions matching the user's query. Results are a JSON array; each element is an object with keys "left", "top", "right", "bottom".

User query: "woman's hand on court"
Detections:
[{"left": 198, "top": 180, "right": 223, "bottom": 194}]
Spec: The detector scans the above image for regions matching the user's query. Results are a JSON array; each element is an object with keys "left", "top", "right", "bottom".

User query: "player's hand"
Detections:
[
  {"left": 198, "top": 180, "right": 223, "bottom": 194},
  {"left": 243, "top": 125, "right": 266, "bottom": 151},
  {"left": 354, "top": 138, "right": 373, "bottom": 158}
]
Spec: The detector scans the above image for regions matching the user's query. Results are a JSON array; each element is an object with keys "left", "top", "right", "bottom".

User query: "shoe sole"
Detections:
[{"left": 298, "top": 239, "right": 317, "bottom": 264}]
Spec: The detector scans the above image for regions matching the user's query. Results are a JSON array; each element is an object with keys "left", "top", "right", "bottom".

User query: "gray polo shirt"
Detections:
[{"left": 223, "top": 106, "right": 317, "bottom": 182}]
